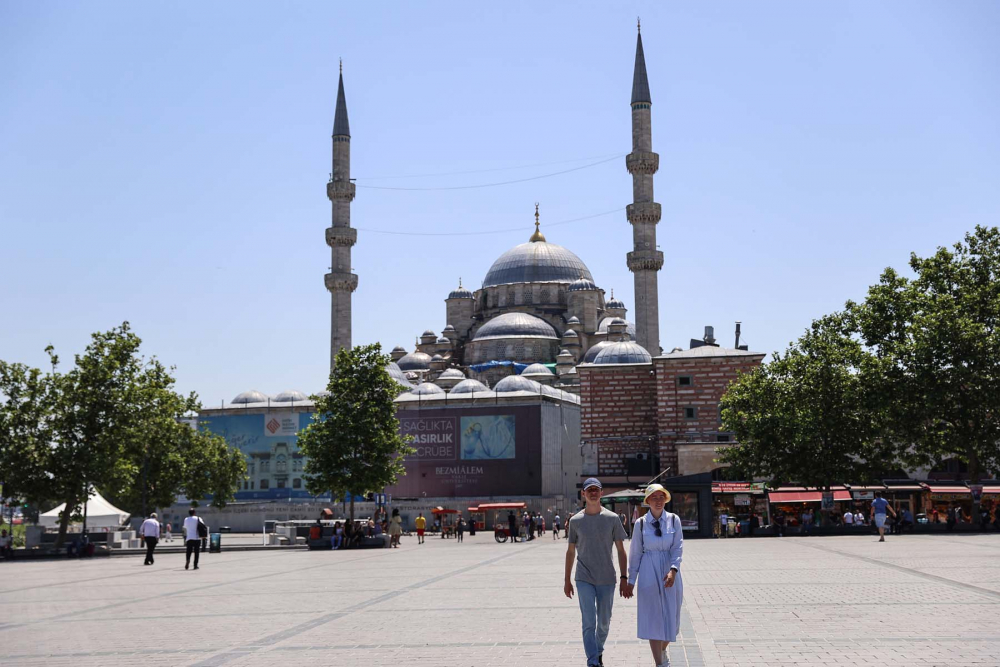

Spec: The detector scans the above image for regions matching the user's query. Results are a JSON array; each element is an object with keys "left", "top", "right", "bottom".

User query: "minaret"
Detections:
[
  {"left": 325, "top": 60, "right": 358, "bottom": 369},
  {"left": 626, "top": 21, "right": 663, "bottom": 355}
]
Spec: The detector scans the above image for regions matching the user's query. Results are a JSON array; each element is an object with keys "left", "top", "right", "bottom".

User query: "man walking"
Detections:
[
  {"left": 870, "top": 491, "right": 896, "bottom": 542},
  {"left": 564, "top": 477, "right": 631, "bottom": 667},
  {"left": 415, "top": 513, "right": 426, "bottom": 544},
  {"left": 508, "top": 510, "right": 518, "bottom": 544},
  {"left": 183, "top": 508, "right": 204, "bottom": 570},
  {"left": 553, "top": 513, "right": 561, "bottom": 539},
  {"left": 140, "top": 512, "right": 161, "bottom": 565}
]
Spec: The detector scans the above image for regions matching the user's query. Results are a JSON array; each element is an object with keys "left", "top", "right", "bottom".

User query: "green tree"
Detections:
[
  {"left": 853, "top": 225, "right": 1000, "bottom": 518},
  {"left": 720, "top": 314, "right": 900, "bottom": 489},
  {"left": 0, "top": 323, "right": 246, "bottom": 548},
  {"left": 298, "top": 344, "right": 414, "bottom": 522}
]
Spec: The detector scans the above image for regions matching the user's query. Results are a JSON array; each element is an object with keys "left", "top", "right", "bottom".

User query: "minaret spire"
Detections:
[
  {"left": 625, "top": 24, "right": 663, "bottom": 355},
  {"left": 326, "top": 62, "right": 359, "bottom": 368}
]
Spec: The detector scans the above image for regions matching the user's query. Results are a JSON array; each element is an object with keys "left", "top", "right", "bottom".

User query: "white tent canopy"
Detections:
[{"left": 39, "top": 489, "right": 130, "bottom": 529}]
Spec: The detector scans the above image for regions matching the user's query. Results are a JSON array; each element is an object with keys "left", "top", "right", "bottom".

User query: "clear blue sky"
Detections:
[{"left": 2, "top": 2, "right": 998, "bottom": 405}]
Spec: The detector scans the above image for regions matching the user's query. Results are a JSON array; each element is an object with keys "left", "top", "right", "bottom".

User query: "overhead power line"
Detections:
[
  {"left": 354, "top": 152, "right": 625, "bottom": 181},
  {"left": 355, "top": 207, "right": 624, "bottom": 237},
  {"left": 353, "top": 155, "right": 624, "bottom": 191}
]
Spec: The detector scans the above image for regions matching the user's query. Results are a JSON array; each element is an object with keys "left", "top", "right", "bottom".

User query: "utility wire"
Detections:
[
  {"left": 355, "top": 207, "right": 624, "bottom": 237},
  {"left": 354, "top": 155, "right": 623, "bottom": 191},
  {"left": 355, "top": 152, "right": 625, "bottom": 181}
]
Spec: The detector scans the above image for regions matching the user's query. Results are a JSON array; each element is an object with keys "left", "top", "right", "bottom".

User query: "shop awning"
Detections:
[
  {"left": 846, "top": 485, "right": 886, "bottom": 492},
  {"left": 475, "top": 502, "right": 527, "bottom": 511},
  {"left": 982, "top": 486, "right": 1000, "bottom": 495},
  {"left": 883, "top": 484, "right": 924, "bottom": 492},
  {"left": 925, "top": 486, "right": 970, "bottom": 495},
  {"left": 768, "top": 489, "right": 851, "bottom": 503}
]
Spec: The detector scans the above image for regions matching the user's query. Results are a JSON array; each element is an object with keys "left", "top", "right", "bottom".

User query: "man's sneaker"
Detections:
[
  {"left": 185, "top": 563, "right": 189, "bottom": 570},
  {"left": 598, "top": 654, "right": 603, "bottom": 666},
  {"left": 193, "top": 565, "right": 199, "bottom": 570}
]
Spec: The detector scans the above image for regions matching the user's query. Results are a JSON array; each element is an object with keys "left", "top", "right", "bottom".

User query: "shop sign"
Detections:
[
  {"left": 930, "top": 493, "right": 969, "bottom": 501},
  {"left": 734, "top": 494, "right": 751, "bottom": 506},
  {"left": 853, "top": 491, "right": 874, "bottom": 500},
  {"left": 821, "top": 492, "right": 835, "bottom": 511},
  {"left": 749, "top": 482, "right": 766, "bottom": 493},
  {"left": 970, "top": 485, "right": 983, "bottom": 502}
]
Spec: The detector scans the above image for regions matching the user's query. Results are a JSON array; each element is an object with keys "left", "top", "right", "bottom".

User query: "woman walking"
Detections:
[
  {"left": 625, "top": 484, "right": 684, "bottom": 667},
  {"left": 389, "top": 508, "right": 403, "bottom": 548}
]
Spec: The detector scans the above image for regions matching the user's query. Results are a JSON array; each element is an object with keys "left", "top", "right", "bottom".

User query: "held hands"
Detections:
[
  {"left": 620, "top": 580, "right": 634, "bottom": 599},
  {"left": 564, "top": 580, "right": 574, "bottom": 599},
  {"left": 663, "top": 569, "right": 677, "bottom": 589}
]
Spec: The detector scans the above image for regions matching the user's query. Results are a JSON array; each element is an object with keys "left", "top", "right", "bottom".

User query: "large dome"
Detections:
[
  {"left": 473, "top": 312, "right": 558, "bottom": 340},
  {"left": 482, "top": 240, "right": 593, "bottom": 288}
]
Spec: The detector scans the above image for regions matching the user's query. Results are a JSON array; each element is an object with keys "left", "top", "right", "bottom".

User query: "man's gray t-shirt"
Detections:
[{"left": 567, "top": 508, "right": 628, "bottom": 585}]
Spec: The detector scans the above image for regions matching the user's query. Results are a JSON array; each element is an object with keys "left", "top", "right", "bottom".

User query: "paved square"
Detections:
[{"left": 2, "top": 532, "right": 999, "bottom": 666}]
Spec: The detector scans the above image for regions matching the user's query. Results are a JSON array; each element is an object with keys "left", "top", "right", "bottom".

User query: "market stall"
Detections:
[
  {"left": 711, "top": 482, "right": 767, "bottom": 535},
  {"left": 767, "top": 486, "right": 851, "bottom": 529}
]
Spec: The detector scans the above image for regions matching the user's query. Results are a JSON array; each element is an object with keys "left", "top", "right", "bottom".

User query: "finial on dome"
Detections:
[
  {"left": 339, "top": 57, "right": 342, "bottom": 74},
  {"left": 458, "top": 276, "right": 462, "bottom": 288},
  {"left": 530, "top": 202, "right": 546, "bottom": 242},
  {"left": 637, "top": 17, "right": 641, "bottom": 34}
]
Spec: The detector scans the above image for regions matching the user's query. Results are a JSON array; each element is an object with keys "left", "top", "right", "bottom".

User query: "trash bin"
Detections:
[{"left": 209, "top": 533, "right": 221, "bottom": 553}]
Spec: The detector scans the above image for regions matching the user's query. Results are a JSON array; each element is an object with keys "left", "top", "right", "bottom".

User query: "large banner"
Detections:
[{"left": 389, "top": 405, "right": 541, "bottom": 498}]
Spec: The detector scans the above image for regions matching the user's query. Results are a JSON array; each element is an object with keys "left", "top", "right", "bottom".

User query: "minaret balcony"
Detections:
[
  {"left": 627, "top": 250, "right": 664, "bottom": 272},
  {"left": 626, "top": 202, "right": 662, "bottom": 225},
  {"left": 324, "top": 272, "right": 359, "bottom": 293},
  {"left": 626, "top": 151, "right": 659, "bottom": 175},
  {"left": 327, "top": 180, "right": 357, "bottom": 203},
  {"left": 325, "top": 227, "right": 358, "bottom": 248}
]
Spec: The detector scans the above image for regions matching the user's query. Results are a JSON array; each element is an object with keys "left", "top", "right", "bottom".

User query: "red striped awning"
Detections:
[
  {"left": 982, "top": 487, "right": 1000, "bottom": 495},
  {"left": 768, "top": 490, "right": 851, "bottom": 503},
  {"left": 926, "top": 486, "right": 970, "bottom": 495}
]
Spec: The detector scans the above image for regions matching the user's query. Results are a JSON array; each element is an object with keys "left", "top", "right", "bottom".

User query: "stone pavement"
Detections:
[{"left": 1, "top": 531, "right": 998, "bottom": 666}]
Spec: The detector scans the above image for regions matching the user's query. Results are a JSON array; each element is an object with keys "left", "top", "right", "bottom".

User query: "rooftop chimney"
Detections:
[{"left": 704, "top": 326, "right": 716, "bottom": 345}]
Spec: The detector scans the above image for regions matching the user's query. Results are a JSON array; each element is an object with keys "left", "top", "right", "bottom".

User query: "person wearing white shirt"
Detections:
[
  {"left": 843, "top": 511, "right": 854, "bottom": 525},
  {"left": 139, "top": 513, "right": 161, "bottom": 565},
  {"left": 854, "top": 511, "right": 865, "bottom": 526},
  {"left": 182, "top": 508, "right": 205, "bottom": 570}
]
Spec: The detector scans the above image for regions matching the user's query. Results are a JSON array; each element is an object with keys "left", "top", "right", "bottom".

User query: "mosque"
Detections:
[{"left": 326, "top": 25, "right": 664, "bottom": 393}]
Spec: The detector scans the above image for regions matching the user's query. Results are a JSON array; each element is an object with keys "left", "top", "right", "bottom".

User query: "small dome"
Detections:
[
  {"left": 606, "top": 295, "right": 626, "bottom": 310},
  {"left": 431, "top": 354, "right": 444, "bottom": 361},
  {"left": 581, "top": 341, "right": 614, "bottom": 363},
  {"left": 568, "top": 277, "right": 599, "bottom": 292},
  {"left": 494, "top": 375, "right": 543, "bottom": 393},
  {"left": 436, "top": 337, "right": 450, "bottom": 344},
  {"left": 443, "top": 324, "right": 456, "bottom": 332},
  {"left": 438, "top": 368, "right": 466, "bottom": 380},
  {"left": 397, "top": 351, "right": 433, "bottom": 371},
  {"left": 232, "top": 390, "right": 269, "bottom": 404},
  {"left": 411, "top": 382, "right": 446, "bottom": 396},
  {"left": 610, "top": 317, "right": 626, "bottom": 325},
  {"left": 422, "top": 329, "right": 436, "bottom": 337},
  {"left": 391, "top": 345, "right": 407, "bottom": 353},
  {"left": 473, "top": 312, "right": 558, "bottom": 340},
  {"left": 557, "top": 349, "right": 574, "bottom": 359},
  {"left": 448, "top": 284, "right": 474, "bottom": 299},
  {"left": 566, "top": 316, "right": 581, "bottom": 325},
  {"left": 597, "top": 317, "right": 637, "bottom": 339},
  {"left": 521, "top": 363, "right": 555, "bottom": 377},
  {"left": 273, "top": 390, "right": 309, "bottom": 403},
  {"left": 562, "top": 329, "right": 578, "bottom": 338},
  {"left": 450, "top": 378, "right": 490, "bottom": 394},
  {"left": 593, "top": 341, "right": 652, "bottom": 365},
  {"left": 314, "top": 390, "right": 331, "bottom": 397}
]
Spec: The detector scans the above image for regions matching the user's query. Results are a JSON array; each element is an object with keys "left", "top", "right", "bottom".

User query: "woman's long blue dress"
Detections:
[{"left": 627, "top": 511, "right": 684, "bottom": 641}]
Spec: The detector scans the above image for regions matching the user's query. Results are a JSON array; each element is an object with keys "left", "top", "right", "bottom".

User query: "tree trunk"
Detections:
[
  {"left": 969, "top": 446, "right": 982, "bottom": 527},
  {"left": 53, "top": 494, "right": 76, "bottom": 550},
  {"left": 349, "top": 495, "right": 355, "bottom": 525}
]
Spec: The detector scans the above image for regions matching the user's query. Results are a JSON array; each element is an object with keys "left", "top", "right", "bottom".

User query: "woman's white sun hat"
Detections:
[{"left": 644, "top": 483, "right": 671, "bottom": 504}]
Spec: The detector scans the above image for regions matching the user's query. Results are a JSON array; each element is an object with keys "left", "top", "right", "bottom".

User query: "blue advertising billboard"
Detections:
[{"left": 198, "top": 411, "right": 330, "bottom": 501}]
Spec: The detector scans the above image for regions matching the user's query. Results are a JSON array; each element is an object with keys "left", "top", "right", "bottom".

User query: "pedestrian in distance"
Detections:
[
  {"left": 456, "top": 516, "right": 465, "bottom": 543},
  {"left": 182, "top": 508, "right": 206, "bottom": 570},
  {"left": 528, "top": 513, "right": 536, "bottom": 541},
  {"left": 553, "top": 513, "right": 561, "bottom": 539},
  {"left": 389, "top": 508, "right": 402, "bottom": 548},
  {"left": 870, "top": 492, "right": 896, "bottom": 542},
  {"left": 508, "top": 510, "right": 518, "bottom": 544},
  {"left": 564, "top": 477, "right": 631, "bottom": 667},
  {"left": 164, "top": 521, "right": 173, "bottom": 543},
  {"left": 140, "top": 512, "right": 161, "bottom": 565},
  {"left": 415, "top": 512, "right": 426, "bottom": 544},
  {"left": 749, "top": 513, "right": 759, "bottom": 537},
  {"left": 625, "top": 484, "right": 683, "bottom": 667},
  {"left": 331, "top": 521, "right": 343, "bottom": 550}
]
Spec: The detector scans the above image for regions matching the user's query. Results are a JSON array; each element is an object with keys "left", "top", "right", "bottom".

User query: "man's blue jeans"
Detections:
[{"left": 577, "top": 580, "right": 615, "bottom": 666}]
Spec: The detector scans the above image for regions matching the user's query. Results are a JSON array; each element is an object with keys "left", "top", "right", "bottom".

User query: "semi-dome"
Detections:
[
  {"left": 450, "top": 378, "right": 490, "bottom": 394},
  {"left": 597, "top": 317, "right": 637, "bottom": 339},
  {"left": 397, "top": 350, "right": 433, "bottom": 371},
  {"left": 494, "top": 375, "right": 543, "bottom": 393},
  {"left": 473, "top": 312, "right": 558, "bottom": 340},
  {"left": 386, "top": 361, "right": 414, "bottom": 387},
  {"left": 568, "top": 277, "right": 599, "bottom": 292},
  {"left": 521, "top": 363, "right": 555, "bottom": 378},
  {"left": 592, "top": 341, "right": 652, "bottom": 365},
  {"left": 482, "top": 240, "right": 593, "bottom": 288},
  {"left": 581, "top": 340, "right": 614, "bottom": 363},
  {"left": 232, "top": 390, "right": 269, "bottom": 404},
  {"left": 411, "top": 382, "right": 445, "bottom": 395},
  {"left": 273, "top": 390, "right": 309, "bottom": 403}
]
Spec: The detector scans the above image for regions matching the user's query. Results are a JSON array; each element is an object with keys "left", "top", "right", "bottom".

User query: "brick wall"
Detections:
[{"left": 579, "top": 363, "right": 657, "bottom": 476}]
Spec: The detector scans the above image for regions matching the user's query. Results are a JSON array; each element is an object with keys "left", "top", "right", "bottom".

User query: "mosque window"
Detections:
[
  {"left": 523, "top": 289, "right": 533, "bottom": 305},
  {"left": 507, "top": 287, "right": 516, "bottom": 305},
  {"left": 513, "top": 342, "right": 526, "bottom": 359},
  {"left": 540, "top": 288, "right": 550, "bottom": 303}
]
